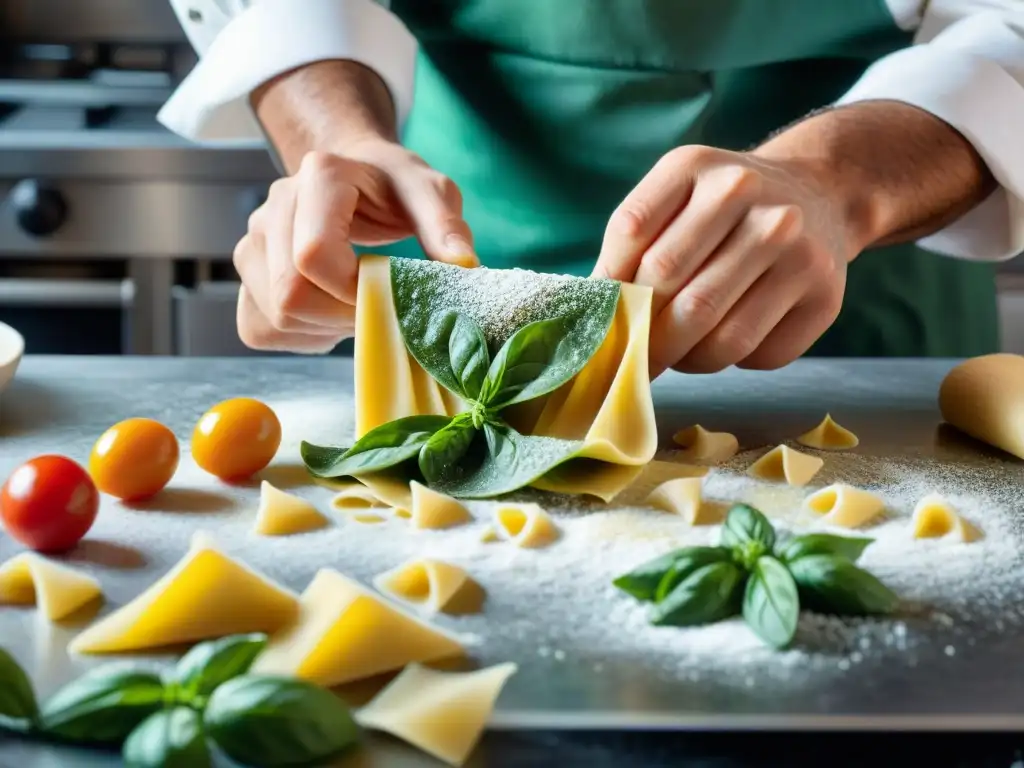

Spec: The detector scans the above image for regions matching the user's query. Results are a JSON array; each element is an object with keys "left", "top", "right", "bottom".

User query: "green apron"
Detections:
[{"left": 369, "top": 0, "right": 999, "bottom": 357}]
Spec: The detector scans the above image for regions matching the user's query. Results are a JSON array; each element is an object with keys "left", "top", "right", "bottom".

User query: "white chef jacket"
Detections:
[{"left": 158, "top": 0, "right": 1024, "bottom": 262}]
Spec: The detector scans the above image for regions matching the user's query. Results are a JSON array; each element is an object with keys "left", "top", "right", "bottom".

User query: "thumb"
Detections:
[{"left": 393, "top": 170, "right": 479, "bottom": 267}]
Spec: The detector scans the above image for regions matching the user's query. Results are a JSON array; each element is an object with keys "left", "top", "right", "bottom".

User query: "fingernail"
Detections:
[{"left": 445, "top": 235, "right": 479, "bottom": 267}]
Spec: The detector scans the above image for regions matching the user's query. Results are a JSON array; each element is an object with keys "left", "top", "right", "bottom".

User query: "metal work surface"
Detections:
[{"left": 2, "top": 357, "right": 1024, "bottom": 766}]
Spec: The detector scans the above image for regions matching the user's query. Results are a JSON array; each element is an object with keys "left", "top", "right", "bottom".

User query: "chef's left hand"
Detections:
[{"left": 592, "top": 145, "right": 865, "bottom": 377}]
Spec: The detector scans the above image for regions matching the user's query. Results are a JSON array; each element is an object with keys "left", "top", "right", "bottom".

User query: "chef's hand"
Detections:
[
  {"left": 593, "top": 145, "right": 864, "bottom": 377},
  {"left": 234, "top": 141, "right": 477, "bottom": 353}
]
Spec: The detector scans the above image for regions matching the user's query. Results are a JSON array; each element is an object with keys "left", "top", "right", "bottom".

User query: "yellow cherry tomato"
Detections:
[
  {"left": 89, "top": 418, "right": 180, "bottom": 502},
  {"left": 191, "top": 397, "right": 281, "bottom": 481}
]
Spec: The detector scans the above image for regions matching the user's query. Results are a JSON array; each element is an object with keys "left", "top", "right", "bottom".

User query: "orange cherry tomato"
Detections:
[
  {"left": 191, "top": 397, "right": 281, "bottom": 481},
  {"left": 1, "top": 455, "right": 99, "bottom": 552},
  {"left": 89, "top": 417, "right": 180, "bottom": 502}
]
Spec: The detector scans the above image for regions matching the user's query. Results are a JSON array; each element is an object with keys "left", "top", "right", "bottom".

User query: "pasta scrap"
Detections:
[
  {"left": 911, "top": 494, "right": 981, "bottom": 543},
  {"left": 671, "top": 425, "right": 739, "bottom": 463},
  {"left": 254, "top": 481, "right": 329, "bottom": 536},
  {"left": 796, "top": 414, "right": 859, "bottom": 451},
  {"left": 803, "top": 483, "right": 885, "bottom": 528},
  {"left": 330, "top": 483, "right": 387, "bottom": 511},
  {"left": 0, "top": 552, "right": 103, "bottom": 621},
  {"left": 410, "top": 481, "right": 473, "bottom": 530},
  {"left": 493, "top": 503, "right": 559, "bottom": 548},
  {"left": 374, "top": 558, "right": 484, "bottom": 616},
  {"left": 748, "top": 445, "right": 823, "bottom": 487},
  {"left": 645, "top": 477, "right": 725, "bottom": 525}
]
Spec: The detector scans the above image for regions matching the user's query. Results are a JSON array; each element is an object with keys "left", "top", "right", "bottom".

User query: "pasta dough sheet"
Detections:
[
  {"left": 352, "top": 256, "right": 658, "bottom": 499},
  {"left": 939, "top": 354, "right": 1024, "bottom": 460},
  {"left": 0, "top": 553, "right": 103, "bottom": 621}
]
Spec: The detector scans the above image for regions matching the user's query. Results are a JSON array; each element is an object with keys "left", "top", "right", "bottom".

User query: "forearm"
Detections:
[
  {"left": 252, "top": 60, "right": 398, "bottom": 174},
  {"left": 754, "top": 101, "right": 997, "bottom": 254}
]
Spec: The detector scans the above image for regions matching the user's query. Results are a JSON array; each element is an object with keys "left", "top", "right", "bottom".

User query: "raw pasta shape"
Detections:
[
  {"left": 803, "top": 483, "right": 885, "bottom": 528},
  {"left": 373, "top": 558, "right": 484, "bottom": 616},
  {"left": 645, "top": 477, "right": 725, "bottom": 525},
  {"left": 352, "top": 512, "right": 388, "bottom": 525},
  {"left": 614, "top": 460, "right": 709, "bottom": 506},
  {"left": 339, "top": 475, "right": 414, "bottom": 516},
  {"left": 748, "top": 445, "right": 823, "bottom": 487},
  {"left": 357, "top": 662, "right": 518, "bottom": 767},
  {"left": 938, "top": 353, "right": 1024, "bottom": 460},
  {"left": 330, "top": 483, "right": 387, "bottom": 510},
  {"left": 479, "top": 527, "right": 500, "bottom": 544},
  {"left": 252, "top": 568, "right": 464, "bottom": 687},
  {"left": 671, "top": 425, "right": 739, "bottom": 463},
  {"left": 796, "top": 414, "right": 859, "bottom": 450},
  {"left": 410, "top": 481, "right": 473, "bottom": 530},
  {"left": 0, "top": 553, "right": 103, "bottom": 621},
  {"left": 911, "top": 494, "right": 982, "bottom": 542},
  {"left": 354, "top": 255, "right": 658, "bottom": 499},
  {"left": 492, "top": 504, "right": 559, "bottom": 548},
  {"left": 253, "top": 481, "right": 329, "bottom": 536},
  {"left": 69, "top": 532, "right": 299, "bottom": 654}
]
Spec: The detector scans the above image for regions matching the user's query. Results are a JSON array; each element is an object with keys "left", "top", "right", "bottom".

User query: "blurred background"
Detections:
[{"left": 0, "top": 0, "right": 1022, "bottom": 358}]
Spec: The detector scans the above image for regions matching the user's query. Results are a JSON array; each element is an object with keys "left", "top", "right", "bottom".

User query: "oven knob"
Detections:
[{"left": 10, "top": 180, "right": 68, "bottom": 237}]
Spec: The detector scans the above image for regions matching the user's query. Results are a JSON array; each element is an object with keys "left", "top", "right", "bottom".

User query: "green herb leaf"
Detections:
[
  {"left": 418, "top": 413, "right": 477, "bottom": 485},
  {"left": 613, "top": 547, "right": 730, "bottom": 602},
  {"left": 437, "top": 422, "right": 583, "bottom": 499},
  {"left": 448, "top": 313, "right": 490, "bottom": 399},
  {"left": 169, "top": 634, "right": 267, "bottom": 703},
  {"left": 649, "top": 561, "right": 745, "bottom": 627},
  {"left": 40, "top": 667, "right": 165, "bottom": 745},
  {"left": 787, "top": 554, "right": 899, "bottom": 616},
  {"left": 204, "top": 675, "right": 359, "bottom": 768},
  {"left": 123, "top": 707, "right": 211, "bottom": 768},
  {"left": 480, "top": 317, "right": 568, "bottom": 406},
  {"left": 779, "top": 533, "right": 874, "bottom": 564},
  {"left": 742, "top": 556, "right": 800, "bottom": 648},
  {"left": 720, "top": 504, "right": 776, "bottom": 551},
  {"left": 0, "top": 647, "right": 38, "bottom": 732},
  {"left": 653, "top": 547, "right": 735, "bottom": 602},
  {"left": 301, "top": 414, "right": 452, "bottom": 478}
]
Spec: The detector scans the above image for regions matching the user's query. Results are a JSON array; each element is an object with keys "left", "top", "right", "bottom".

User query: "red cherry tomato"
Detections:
[{"left": 0, "top": 455, "right": 99, "bottom": 553}]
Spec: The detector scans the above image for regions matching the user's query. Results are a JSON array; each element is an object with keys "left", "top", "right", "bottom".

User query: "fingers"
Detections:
[
  {"left": 389, "top": 168, "right": 479, "bottom": 267},
  {"left": 236, "top": 285, "right": 348, "bottom": 354},
  {"left": 738, "top": 290, "right": 844, "bottom": 371},
  {"left": 647, "top": 205, "right": 801, "bottom": 376}
]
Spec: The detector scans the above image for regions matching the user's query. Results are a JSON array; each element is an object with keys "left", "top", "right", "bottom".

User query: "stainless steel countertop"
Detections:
[{"left": 2, "top": 356, "right": 1024, "bottom": 768}]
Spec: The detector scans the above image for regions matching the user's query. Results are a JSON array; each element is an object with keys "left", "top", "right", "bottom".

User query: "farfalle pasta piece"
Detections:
[
  {"left": 796, "top": 414, "right": 859, "bottom": 450},
  {"left": 373, "top": 558, "right": 484, "bottom": 615},
  {"left": 911, "top": 494, "right": 981, "bottom": 542},
  {"left": 492, "top": 503, "right": 559, "bottom": 549},
  {"left": 748, "top": 444, "right": 823, "bottom": 487},
  {"left": 410, "top": 481, "right": 473, "bottom": 530},
  {"left": 254, "top": 481, "right": 329, "bottom": 536},
  {"left": 803, "top": 483, "right": 885, "bottom": 528},
  {"left": 671, "top": 425, "right": 739, "bottom": 463},
  {"left": 0, "top": 553, "right": 103, "bottom": 621},
  {"left": 645, "top": 477, "right": 724, "bottom": 525}
]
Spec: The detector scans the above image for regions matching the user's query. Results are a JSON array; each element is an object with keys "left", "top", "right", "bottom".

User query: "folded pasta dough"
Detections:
[{"left": 355, "top": 256, "right": 657, "bottom": 499}]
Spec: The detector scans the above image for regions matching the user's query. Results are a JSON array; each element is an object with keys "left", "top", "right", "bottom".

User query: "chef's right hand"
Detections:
[{"left": 234, "top": 141, "right": 478, "bottom": 353}]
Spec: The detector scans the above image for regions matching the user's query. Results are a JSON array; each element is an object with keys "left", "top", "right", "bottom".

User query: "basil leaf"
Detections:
[
  {"left": 204, "top": 675, "right": 359, "bottom": 767},
  {"left": 653, "top": 547, "right": 735, "bottom": 603},
  {"left": 613, "top": 551, "right": 683, "bottom": 602},
  {"left": 448, "top": 313, "right": 490, "bottom": 399},
  {"left": 436, "top": 422, "right": 583, "bottom": 499},
  {"left": 742, "top": 556, "right": 800, "bottom": 649},
  {"left": 779, "top": 533, "right": 874, "bottom": 564},
  {"left": 123, "top": 707, "right": 211, "bottom": 768},
  {"left": 169, "top": 633, "right": 267, "bottom": 702},
  {"left": 0, "top": 647, "right": 38, "bottom": 731},
  {"left": 40, "top": 667, "right": 165, "bottom": 745},
  {"left": 720, "top": 504, "right": 776, "bottom": 551},
  {"left": 418, "top": 413, "right": 477, "bottom": 485},
  {"left": 649, "top": 561, "right": 745, "bottom": 627},
  {"left": 787, "top": 554, "right": 899, "bottom": 616},
  {"left": 480, "top": 317, "right": 568, "bottom": 406},
  {"left": 301, "top": 414, "right": 452, "bottom": 478},
  {"left": 390, "top": 256, "right": 619, "bottom": 406}
]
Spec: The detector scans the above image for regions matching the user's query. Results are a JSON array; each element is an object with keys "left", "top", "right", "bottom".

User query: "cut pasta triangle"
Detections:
[
  {"left": 330, "top": 483, "right": 387, "bottom": 510},
  {"left": 354, "top": 255, "right": 657, "bottom": 499},
  {"left": 352, "top": 512, "right": 388, "bottom": 525},
  {"left": 0, "top": 553, "right": 103, "bottom": 621},
  {"left": 253, "top": 481, "right": 329, "bottom": 536},
  {"left": 748, "top": 445, "right": 823, "bottom": 487},
  {"left": 671, "top": 425, "right": 739, "bottom": 463},
  {"left": 353, "top": 474, "right": 413, "bottom": 515},
  {"left": 645, "top": 477, "right": 725, "bottom": 525},
  {"left": 479, "top": 527, "right": 500, "bottom": 543},
  {"left": 374, "top": 558, "right": 484, "bottom": 616},
  {"left": 252, "top": 568, "right": 464, "bottom": 687},
  {"left": 493, "top": 503, "right": 559, "bottom": 548},
  {"left": 410, "top": 482, "right": 472, "bottom": 529},
  {"left": 69, "top": 532, "right": 299, "bottom": 654},
  {"left": 796, "top": 414, "right": 859, "bottom": 450},
  {"left": 911, "top": 494, "right": 981, "bottom": 542},
  {"left": 615, "top": 460, "right": 709, "bottom": 505},
  {"left": 357, "top": 662, "right": 518, "bottom": 767},
  {"left": 804, "top": 483, "right": 884, "bottom": 528}
]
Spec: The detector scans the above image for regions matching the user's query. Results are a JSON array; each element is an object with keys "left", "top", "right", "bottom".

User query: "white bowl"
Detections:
[{"left": 0, "top": 321, "right": 24, "bottom": 394}]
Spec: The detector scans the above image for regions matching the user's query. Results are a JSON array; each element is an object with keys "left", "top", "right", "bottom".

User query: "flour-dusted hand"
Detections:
[
  {"left": 234, "top": 141, "right": 478, "bottom": 353},
  {"left": 593, "top": 145, "right": 861, "bottom": 377}
]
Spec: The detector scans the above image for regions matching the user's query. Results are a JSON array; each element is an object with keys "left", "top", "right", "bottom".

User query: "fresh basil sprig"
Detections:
[
  {"left": 0, "top": 634, "right": 360, "bottom": 767},
  {"left": 613, "top": 503, "right": 900, "bottom": 649}
]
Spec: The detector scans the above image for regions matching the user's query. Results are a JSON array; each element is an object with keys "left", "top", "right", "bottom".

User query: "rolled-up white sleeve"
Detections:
[
  {"left": 158, "top": 0, "right": 417, "bottom": 144},
  {"left": 837, "top": 1, "right": 1024, "bottom": 262}
]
